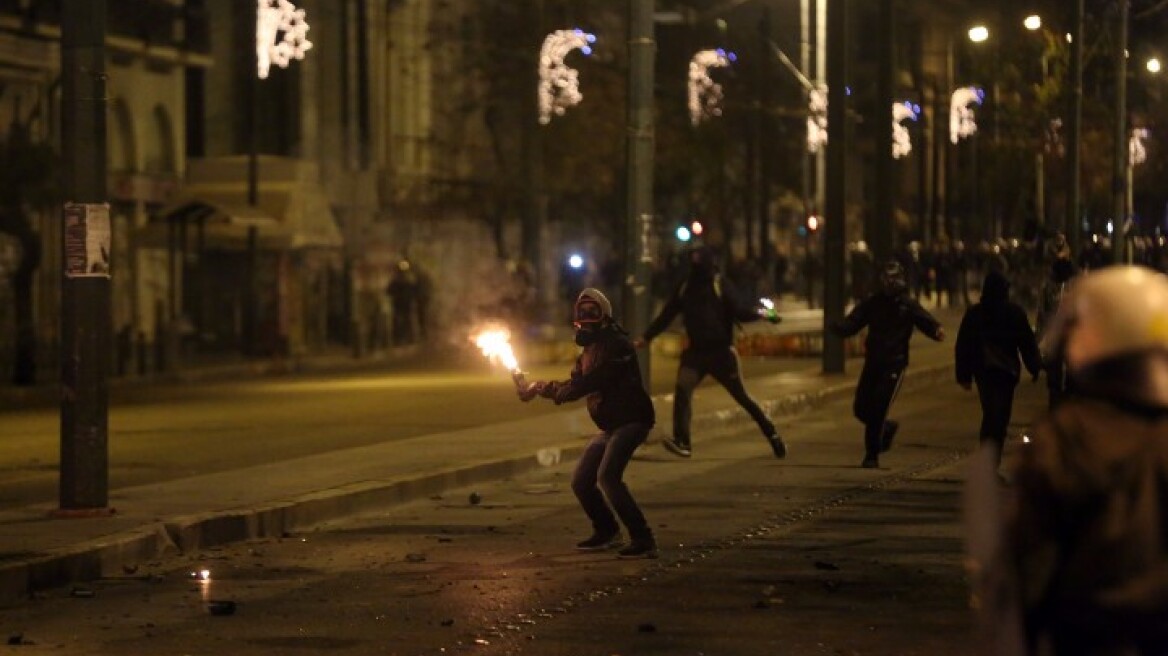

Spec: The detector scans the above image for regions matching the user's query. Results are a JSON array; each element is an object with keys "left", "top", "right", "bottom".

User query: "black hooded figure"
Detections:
[
  {"left": 635, "top": 246, "right": 785, "bottom": 459},
  {"left": 954, "top": 270, "right": 1042, "bottom": 470},
  {"left": 833, "top": 259, "right": 946, "bottom": 468}
]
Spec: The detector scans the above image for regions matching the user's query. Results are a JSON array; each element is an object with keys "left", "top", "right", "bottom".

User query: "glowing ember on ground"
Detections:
[{"left": 472, "top": 327, "right": 520, "bottom": 373}]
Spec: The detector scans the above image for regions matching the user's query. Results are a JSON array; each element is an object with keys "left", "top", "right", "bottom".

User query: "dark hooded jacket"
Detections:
[
  {"left": 955, "top": 271, "right": 1042, "bottom": 385},
  {"left": 643, "top": 263, "right": 765, "bottom": 351},
  {"left": 540, "top": 323, "right": 655, "bottom": 431},
  {"left": 832, "top": 281, "right": 943, "bottom": 370}
]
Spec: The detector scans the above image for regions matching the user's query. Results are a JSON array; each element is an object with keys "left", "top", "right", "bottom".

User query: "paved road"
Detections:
[
  {"left": 0, "top": 346, "right": 838, "bottom": 510},
  {"left": 0, "top": 370, "right": 1041, "bottom": 655}
]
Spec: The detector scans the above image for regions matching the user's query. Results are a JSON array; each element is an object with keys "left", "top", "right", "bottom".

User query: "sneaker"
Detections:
[
  {"left": 661, "top": 437, "right": 692, "bottom": 458},
  {"left": 861, "top": 456, "right": 879, "bottom": 469},
  {"left": 880, "top": 421, "right": 899, "bottom": 453},
  {"left": 575, "top": 531, "right": 623, "bottom": 551},
  {"left": 766, "top": 433, "right": 787, "bottom": 459},
  {"left": 617, "top": 538, "right": 658, "bottom": 559}
]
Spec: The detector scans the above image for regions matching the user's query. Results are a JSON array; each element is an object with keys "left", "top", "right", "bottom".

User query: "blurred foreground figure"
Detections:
[{"left": 999, "top": 266, "right": 1168, "bottom": 655}]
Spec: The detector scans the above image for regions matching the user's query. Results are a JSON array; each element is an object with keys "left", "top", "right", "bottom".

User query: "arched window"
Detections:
[
  {"left": 107, "top": 98, "right": 137, "bottom": 173},
  {"left": 145, "top": 105, "right": 176, "bottom": 174}
]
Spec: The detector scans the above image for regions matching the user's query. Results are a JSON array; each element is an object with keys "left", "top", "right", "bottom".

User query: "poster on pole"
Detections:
[{"left": 63, "top": 203, "right": 111, "bottom": 279}]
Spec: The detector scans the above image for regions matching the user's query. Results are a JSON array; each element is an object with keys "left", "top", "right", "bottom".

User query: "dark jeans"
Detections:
[
  {"left": 976, "top": 371, "right": 1017, "bottom": 466},
  {"left": 571, "top": 422, "right": 652, "bottom": 541},
  {"left": 854, "top": 363, "right": 906, "bottom": 458},
  {"left": 673, "top": 347, "right": 776, "bottom": 446}
]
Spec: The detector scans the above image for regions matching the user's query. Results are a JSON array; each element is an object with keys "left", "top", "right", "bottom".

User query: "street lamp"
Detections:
[
  {"left": 1023, "top": 15, "right": 1042, "bottom": 32},
  {"left": 968, "top": 25, "right": 989, "bottom": 43},
  {"left": 1148, "top": 57, "right": 1162, "bottom": 74}
]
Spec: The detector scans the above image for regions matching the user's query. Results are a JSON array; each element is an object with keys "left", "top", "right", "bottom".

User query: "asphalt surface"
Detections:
[
  {"left": 0, "top": 305, "right": 967, "bottom": 609},
  {"left": 0, "top": 366, "right": 1044, "bottom": 655}
]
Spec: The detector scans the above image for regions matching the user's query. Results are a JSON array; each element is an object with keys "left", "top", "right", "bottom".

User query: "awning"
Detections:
[
  {"left": 137, "top": 196, "right": 293, "bottom": 251},
  {"left": 138, "top": 157, "right": 345, "bottom": 252}
]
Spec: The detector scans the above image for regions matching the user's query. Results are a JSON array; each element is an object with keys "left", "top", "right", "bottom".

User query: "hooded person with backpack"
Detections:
[
  {"left": 515, "top": 288, "right": 659, "bottom": 559},
  {"left": 954, "top": 270, "right": 1042, "bottom": 472},
  {"left": 633, "top": 246, "right": 786, "bottom": 459}
]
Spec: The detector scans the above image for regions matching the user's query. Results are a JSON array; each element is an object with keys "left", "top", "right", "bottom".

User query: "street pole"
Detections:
[
  {"left": 1066, "top": 0, "right": 1084, "bottom": 256},
  {"left": 1112, "top": 0, "right": 1129, "bottom": 264},
  {"left": 625, "top": 0, "right": 655, "bottom": 388},
  {"left": 59, "top": 0, "right": 111, "bottom": 513},
  {"left": 757, "top": 8, "right": 773, "bottom": 285},
  {"left": 871, "top": 0, "right": 895, "bottom": 264},
  {"left": 524, "top": 0, "right": 548, "bottom": 323},
  {"left": 822, "top": 0, "right": 848, "bottom": 374}
]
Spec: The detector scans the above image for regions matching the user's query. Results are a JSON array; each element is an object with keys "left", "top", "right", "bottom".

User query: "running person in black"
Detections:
[
  {"left": 634, "top": 247, "right": 786, "bottom": 459},
  {"left": 832, "top": 259, "right": 945, "bottom": 468},
  {"left": 516, "top": 288, "right": 659, "bottom": 558}
]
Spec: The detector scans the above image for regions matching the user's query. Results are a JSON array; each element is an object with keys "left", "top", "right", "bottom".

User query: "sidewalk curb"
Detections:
[{"left": 0, "top": 361, "right": 956, "bottom": 602}]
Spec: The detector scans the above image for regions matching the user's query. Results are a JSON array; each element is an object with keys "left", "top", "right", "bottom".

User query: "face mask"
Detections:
[{"left": 574, "top": 325, "right": 599, "bottom": 346}]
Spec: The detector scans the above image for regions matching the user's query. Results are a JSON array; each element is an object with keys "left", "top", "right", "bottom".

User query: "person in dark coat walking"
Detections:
[
  {"left": 954, "top": 271, "right": 1042, "bottom": 472},
  {"left": 832, "top": 259, "right": 946, "bottom": 468},
  {"left": 516, "top": 288, "right": 659, "bottom": 559},
  {"left": 1035, "top": 255, "right": 1078, "bottom": 409},
  {"left": 634, "top": 246, "right": 785, "bottom": 459}
]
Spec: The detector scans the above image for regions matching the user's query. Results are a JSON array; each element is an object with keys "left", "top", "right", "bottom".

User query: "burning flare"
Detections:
[{"left": 472, "top": 327, "right": 520, "bottom": 373}]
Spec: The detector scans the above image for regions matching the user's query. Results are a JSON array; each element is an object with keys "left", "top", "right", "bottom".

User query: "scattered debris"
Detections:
[
  {"left": 69, "top": 587, "right": 94, "bottom": 598},
  {"left": 440, "top": 619, "right": 454, "bottom": 627},
  {"left": 813, "top": 561, "right": 840, "bottom": 571},
  {"left": 637, "top": 622, "right": 657, "bottom": 633},
  {"left": 405, "top": 553, "right": 427, "bottom": 563},
  {"left": 206, "top": 600, "right": 237, "bottom": 616},
  {"left": 469, "top": 492, "right": 482, "bottom": 505}
]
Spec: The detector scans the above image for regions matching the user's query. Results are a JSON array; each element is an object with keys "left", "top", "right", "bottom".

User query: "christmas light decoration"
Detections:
[
  {"left": 892, "top": 102, "right": 918, "bottom": 159},
  {"left": 1130, "top": 128, "right": 1150, "bottom": 166},
  {"left": 255, "top": 0, "right": 312, "bottom": 79},
  {"left": 688, "top": 49, "right": 735, "bottom": 126},
  {"left": 807, "top": 84, "right": 828, "bottom": 153},
  {"left": 950, "top": 86, "right": 984, "bottom": 144},
  {"left": 538, "top": 29, "right": 596, "bottom": 124}
]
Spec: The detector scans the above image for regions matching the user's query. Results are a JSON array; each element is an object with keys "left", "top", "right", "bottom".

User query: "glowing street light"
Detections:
[
  {"left": 1148, "top": 57, "right": 1162, "bottom": 74},
  {"left": 688, "top": 48, "right": 735, "bottom": 126},
  {"left": 538, "top": 29, "right": 596, "bottom": 125},
  {"left": 1023, "top": 15, "right": 1042, "bottom": 31},
  {"left": 255, "top": 0, "right": 312, "bottom": 80},
  {"left": 968, "top": 25, "right": 990, "bottom": 43}
]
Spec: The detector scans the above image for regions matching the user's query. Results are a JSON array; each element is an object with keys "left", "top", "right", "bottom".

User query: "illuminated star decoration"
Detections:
[
  {"left": 538, "top": 29, "right": 596, "bottom": 125},
  {"left": 949, "top": 86, "right": 984, "bottom": 144},
  {"left": 1130, "top": 128, "right": 1150, "bottom": 166},
  {"left": 688, "top": 49, "right": 736, "bottom": 126},
  {"left": 892, "top": 102, "right": 920, "bottom": 159},
  {"left": 256, "top": 0, "right": 312, "bottom": 79},
  {"left": 807, "top": 84, "right": 828, "bottom": 153}
]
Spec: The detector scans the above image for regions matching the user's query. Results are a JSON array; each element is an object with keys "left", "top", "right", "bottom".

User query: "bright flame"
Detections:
[
  {"left": 473, "top": 328, "right": 520, "bottom": 372},
  {"left": 760, "top": 298, "right": 775, "bottom": 310}
]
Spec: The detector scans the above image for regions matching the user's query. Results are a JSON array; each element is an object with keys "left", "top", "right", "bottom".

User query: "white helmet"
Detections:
[{"left": 1042, "top": 266, "right": 1168, "bottom": 370}]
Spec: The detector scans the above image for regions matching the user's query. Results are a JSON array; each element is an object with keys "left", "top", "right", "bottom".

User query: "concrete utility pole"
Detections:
[
  {"left": 625, "top": 0, "right": 655, "bottom": 388},
  {"left": 822, "top": 0, "right": 848, "bottom": 374},
  {"left": 1066, "top": 0, "right": 1084, "bottom": 256},
  {"left": 757, "top": 8, "right": 773, "bottom": 284},
  {"left": 1112, "top": 0, "right": 1129, "bottom": 264},
  {"left": 59, "top": 0, "right": 111, "bottom": 512}
]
